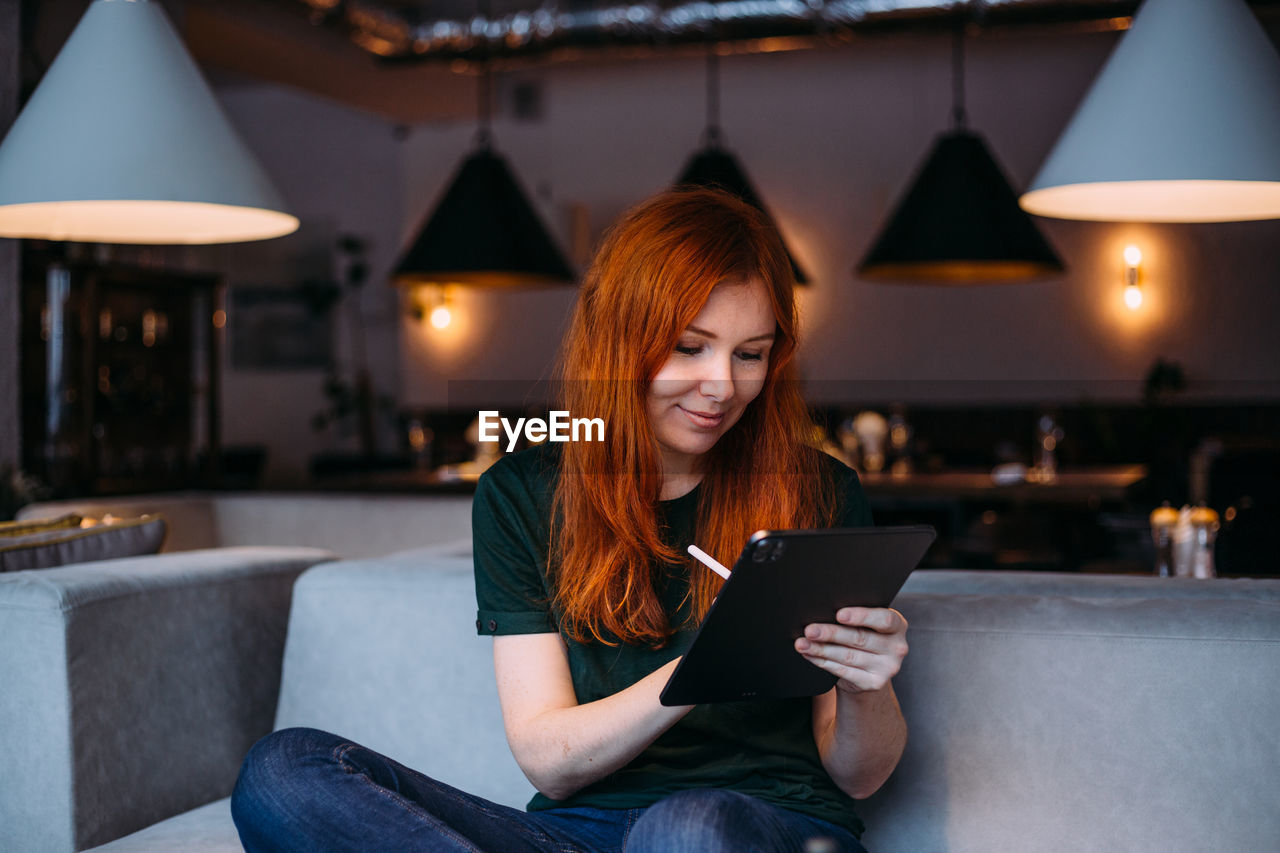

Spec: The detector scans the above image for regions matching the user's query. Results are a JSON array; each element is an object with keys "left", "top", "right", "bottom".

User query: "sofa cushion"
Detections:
[
  {"left": 84, "top": 798, "right": 240, "bottom": 853},
  {"left": 0, "top": 514, "right": 167, "bottom": 572},
  {"left": 18, "top": 496, "right": 220, "bottom": 552},
  {"left": 273, "top": 553, "right": 531, "bottom": 810},
  {"left": 0, "top": 513, "right": 83, "bottom": 537}
]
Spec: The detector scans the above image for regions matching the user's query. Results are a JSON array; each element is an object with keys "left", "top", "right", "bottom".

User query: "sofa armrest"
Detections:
[{"left": 0, "top": 546, "right": 334, "bottom": 853}]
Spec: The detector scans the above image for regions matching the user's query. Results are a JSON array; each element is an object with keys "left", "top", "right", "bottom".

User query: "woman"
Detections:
[{"left": 231, "top": 187, "right": 909, "bottom": 852}]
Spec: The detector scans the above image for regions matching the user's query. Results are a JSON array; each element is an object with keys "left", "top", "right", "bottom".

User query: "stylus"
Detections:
[{"left": 687, "top": 544, "right": 731, "bottom": 580}]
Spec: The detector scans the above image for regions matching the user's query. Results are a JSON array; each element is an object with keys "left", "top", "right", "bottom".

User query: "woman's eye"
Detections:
[{"left": 674, "top": 344, "right": 765, "bottom": 361}]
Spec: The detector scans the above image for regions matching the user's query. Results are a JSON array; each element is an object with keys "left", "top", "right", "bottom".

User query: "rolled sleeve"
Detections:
[
  {"left": 472, "top": 456, "right": 559, "bottom": 636},
  {"left": 475, "top": 609, "right": 557, "bottom": 636}
]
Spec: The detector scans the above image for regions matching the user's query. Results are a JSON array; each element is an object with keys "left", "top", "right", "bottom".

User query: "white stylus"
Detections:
[{"left": 687, "top": 544, "right": 731, "bottom": 580}]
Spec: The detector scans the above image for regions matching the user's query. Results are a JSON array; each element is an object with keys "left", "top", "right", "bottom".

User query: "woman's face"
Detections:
[{"left": 645, "top": 278, "right": 776, "bottom": 477}]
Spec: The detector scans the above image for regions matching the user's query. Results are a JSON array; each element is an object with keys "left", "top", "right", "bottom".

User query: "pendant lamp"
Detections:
[
  {"left": 1020, "top": 0, "right": 1280, "bottom": 223},
  {"left": 858, "top": 26, "right": 1063, "bottom": 283},
  {"left": 393, "top": 62, "right": 574, "bottom": 287},
  {"left": 0, "top": 0, "right": 297, "bottom": 245},
  {"left": 674, "top": 52, "right": 808, "bottom": 284}
]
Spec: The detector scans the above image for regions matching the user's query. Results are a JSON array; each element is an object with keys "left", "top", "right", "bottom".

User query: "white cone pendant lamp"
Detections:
[
  {"left": 0, "top": 0, "right": 298, "bottom": 244},
  {"left": 1021, "top": 0, "right": 1280, "bottom": 222}
]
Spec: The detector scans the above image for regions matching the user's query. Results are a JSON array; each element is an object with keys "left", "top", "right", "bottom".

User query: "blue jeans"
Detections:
[{"left": 231, "top": 728, "right": 868, "bottom": 853}]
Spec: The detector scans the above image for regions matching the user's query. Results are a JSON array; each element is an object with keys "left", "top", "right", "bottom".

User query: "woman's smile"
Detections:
[
  {"left": 646, "top": 277, "right": 775, "bottom": 480},
  {"left": 678, "top": 406, "right": 725, "bottom": 428}
]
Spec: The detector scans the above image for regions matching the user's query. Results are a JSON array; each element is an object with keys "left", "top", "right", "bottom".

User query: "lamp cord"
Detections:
[
  {"left": 951, "top": 21, "right": 968, "bottom": 131},
  {"left": 475, "top": 0, "right": 493, "bottom": 148},
  {"left": 477, "top": 64, "right": 492, "bottom": 148},
  {"left": 705, "top": 48, "right": 722, "bottom": 148}
]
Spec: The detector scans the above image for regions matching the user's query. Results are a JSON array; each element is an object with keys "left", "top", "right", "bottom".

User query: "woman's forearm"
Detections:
[
  {"left": 813, "top": 683, "right": 908, "bottom": 800},
  {"left": 797, "top": 607, "right": 911, "bottom": 799},
  {"left": 501, "top": 654, "right": 693, "bottom": 802}
]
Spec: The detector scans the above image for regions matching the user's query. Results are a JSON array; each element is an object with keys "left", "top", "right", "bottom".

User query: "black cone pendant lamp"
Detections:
[
  {"left": 858, "top": 27, "right": 1063, "bottom": 283},
  {"left": 675, "top": 52, "right": 808, "bottom": 284},
  {"left": 394, "top": 52, "right": 573, "bottom": 287}
]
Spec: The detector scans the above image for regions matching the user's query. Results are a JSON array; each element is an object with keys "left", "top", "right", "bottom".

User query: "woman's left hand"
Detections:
[{"left": 794, "top": 607, "right": 909, "bottom": 694}]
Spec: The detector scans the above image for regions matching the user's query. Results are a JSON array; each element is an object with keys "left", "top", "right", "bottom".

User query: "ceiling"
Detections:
[
  {"left": 21, "top": 0, "right": 1280, "bottom": 124},
  {"left": 289, "top": 0, "right": 1280, "bottom": 62}
]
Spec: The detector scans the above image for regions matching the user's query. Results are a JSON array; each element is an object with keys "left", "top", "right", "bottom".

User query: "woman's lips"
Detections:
[{"left": 679, "top": 406, "right": 724, "bottom": 428}]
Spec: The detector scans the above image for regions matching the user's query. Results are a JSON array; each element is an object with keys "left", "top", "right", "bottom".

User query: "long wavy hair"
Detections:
[{"left": 551, "top": 187, "right": 839, "bottom": 647}]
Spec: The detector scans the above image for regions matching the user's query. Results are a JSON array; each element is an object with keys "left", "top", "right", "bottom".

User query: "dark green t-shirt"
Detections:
[{"left": 472, "top": 443, "right": 874, "bottom": 837}]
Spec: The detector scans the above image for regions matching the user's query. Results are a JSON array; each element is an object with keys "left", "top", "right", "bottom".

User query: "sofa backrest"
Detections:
[
  {"left": 862, "top": 571, "right": 1280, "bottom": 853},
  {"left": 272, "top": 545, "right": 531, "bottom": 809},
  {"left": 19, "top": 492, "right": 474, "bottom": 558},
  {"left": 264, "top": 558, "right": 1280, "bottom": 851}
]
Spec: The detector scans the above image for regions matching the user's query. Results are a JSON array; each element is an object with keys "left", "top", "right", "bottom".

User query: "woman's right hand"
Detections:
[{"left": 492, "top": 633, "right": 692, "bottom": 801}]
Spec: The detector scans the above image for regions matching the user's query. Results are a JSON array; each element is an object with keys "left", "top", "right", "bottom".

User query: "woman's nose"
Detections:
[{"left": 697, "top": 357, "right": 735, "bottom": 403}]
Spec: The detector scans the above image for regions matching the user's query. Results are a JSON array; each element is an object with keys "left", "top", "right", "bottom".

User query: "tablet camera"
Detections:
[{"left": 752, "top": 539, "right": 787, "bottom": 562}]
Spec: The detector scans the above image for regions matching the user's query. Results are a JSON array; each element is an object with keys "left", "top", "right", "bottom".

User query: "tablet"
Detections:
[{"left": 659, "top": 525, "right": 936, "bottom": 706}]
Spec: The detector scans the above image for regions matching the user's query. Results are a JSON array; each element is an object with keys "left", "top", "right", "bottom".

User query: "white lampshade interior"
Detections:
[
  {"left": 0, "top": 0, "right": 298, "bottom": 244},
  {"left": 1022, "top": 0, "right": 1280, "bottom": 223}
]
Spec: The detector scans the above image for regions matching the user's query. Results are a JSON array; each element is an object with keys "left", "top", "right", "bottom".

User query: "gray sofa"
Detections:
[
  {"left": 1, "top": 546, "right": 337, "bottom": 853},
  {"left": 4, "top": 495, "right": 1278, "bottom": 851},
  {"left": 3, "top": 491, "right": 475, "bottom": 852}
]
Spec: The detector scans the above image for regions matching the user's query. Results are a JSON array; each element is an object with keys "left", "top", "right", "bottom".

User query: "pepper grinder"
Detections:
[{"left": 1149, "top": 503, "right": 1177, "bottom": 577}]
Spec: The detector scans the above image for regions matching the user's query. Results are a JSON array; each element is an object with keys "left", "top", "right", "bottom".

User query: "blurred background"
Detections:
[{"left": 3, "top": 0, "right": 1278, "bottom": 575}]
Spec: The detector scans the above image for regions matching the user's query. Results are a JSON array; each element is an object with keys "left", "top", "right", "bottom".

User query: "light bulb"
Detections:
[
  {"left": 1123, "top": 245, "right": 1142, "bottom": 266},
  {"left": 1124, "top": 284, "right": 1143, "bottom": 310},
  {"left": 430, "top": 304, "right": 452, "bottom": 329}
]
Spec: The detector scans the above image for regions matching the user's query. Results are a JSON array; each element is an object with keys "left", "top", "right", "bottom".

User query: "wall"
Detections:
[
  {"left": 395, "top": 26, "right": 1280, "bottom": 409},
  {"left": 184, "top": 83, "right": 407, "bottom": 486},
  {"left": 23, "top": 18, "right": 1271, "bottom": 485}
]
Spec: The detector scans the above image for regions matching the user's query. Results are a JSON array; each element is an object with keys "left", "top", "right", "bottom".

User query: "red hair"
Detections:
[{"left": 551, "top": 187, "right": 838, "bottom": 647}]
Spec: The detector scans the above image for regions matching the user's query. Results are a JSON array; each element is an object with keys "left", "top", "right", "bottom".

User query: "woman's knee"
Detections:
[
  {"left": 628, "top": 789, "right": 763, "bottom": 852},
  {"left": 237, "top": 728, "right": 342, "bottom": 783},
  {"left": 231, "top": 728, "right": 346, "bottom": 829}
]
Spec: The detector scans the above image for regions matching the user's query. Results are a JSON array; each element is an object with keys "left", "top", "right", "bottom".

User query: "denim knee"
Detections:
[
  {"left": 230, "top": 728, "right": 346, "bottom": 840},
  {"left": 628, "top": 789, "right": 765, "bottom": 853}
]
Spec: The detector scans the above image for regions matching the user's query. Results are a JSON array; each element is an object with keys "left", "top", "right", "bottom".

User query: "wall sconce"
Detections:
[
  {"left": 410, "top": 285, "right": 454, "bottom": 329},
  {"left": 1123, "top": 245, "right": 1143, "bottom": 310}
]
